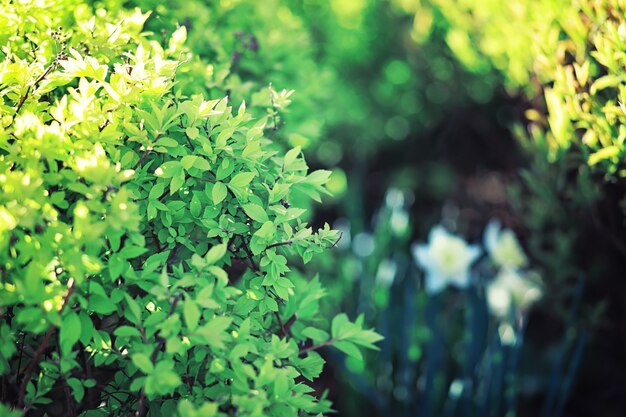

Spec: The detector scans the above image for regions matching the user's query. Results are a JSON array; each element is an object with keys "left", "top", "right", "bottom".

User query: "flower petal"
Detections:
[
  {"left": 412, "top": 244, "right": 433, "bottom": 270},
  {"left": 484, "top": 219, "right": 500, "bottom": 255},
  {"left": 467, "top": 245, "right": 482, "bottom": 264},
  {"left": 430, "top": 225, "right": 448, "bottom": 243},
  {"left": 424, "top": 272, "right": 448, "bottom": 294},
  {"left": 449, "top": 271, "right": 471, "bottom": 289}
]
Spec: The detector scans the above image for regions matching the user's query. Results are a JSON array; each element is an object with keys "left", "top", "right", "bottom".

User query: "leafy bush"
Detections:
[
  {"left": 417, "top": 0, "right": 626, "bottom": 188},
  {"left": 0, "top": 1, "right": 381, "bottom": 415},
  {"left": 128, "top": 0, "right": 336, "bottom": 151}
]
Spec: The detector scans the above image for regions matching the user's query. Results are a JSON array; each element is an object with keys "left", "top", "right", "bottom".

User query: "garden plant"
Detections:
[
  {"left": 2, "top": 0, "right": 626, "bottom": 416},
  {"left": 0, "top": 1, "right": 381, "bottom": 416}
]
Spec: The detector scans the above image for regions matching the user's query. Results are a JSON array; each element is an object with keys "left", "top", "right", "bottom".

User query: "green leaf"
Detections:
[
  {"left": 190, "top": 194, "right": 202, "bottom": 217},
  {"left": 78, "top": 312, "right": 93, "bottom": 345},
  {"left": 302, "top": 327, "right": 329, "bottom": 344},
  {"left": 131, "top": 353, "right": 154, "bottom": 374},
  {"left": 350, "top": 329, "right": 384, "bottom": 350},
  {"left": 156, "top": 161, "right": 181, "bottom": 178},
  {"left": 59, "top": 312, "right": 81, "bottom": 356},
  {"left": 229, "top": 172, "right": 256, "bottom": 188},
  {"left": 181, "top": 155, "right": 211, "bottom": 171},
  {"left": 215, "top": 159, "right": 234, "bottom": 181},
  {"left": 242, "top": 203, "right": 269, "bottom": 223},
  {"left": 156, "top": 137, "right": 179, "bottom": 148},
  {"left": 255, "top": 221, "right": 276, "bottom": 239},
  {"left": 306, "top": 169, "right": 332, "bottom": 185},
  {"left": 90, "top": 294, "right": 117, "bottom": 315},
  {"left": 196, "top": 316, "right": 232, "bottom": 349},
  {"left": 124, "top": 294, "right": 142, "bottom": 321},
  {"left": 205, "top": 241, "right": 227, "bottom": 264},
  {"left": 297, "top": 351, "right": 324, "bottom": 381},
  {"left": 114, "top": 326, "right": 142, "bottom": 338},
  {"left": 122, "top": 245, "right": 148, "bottom": 259},
  {"left": 170, "top": 168, "right": 186, "bottom": 195},
  {"left": 331, "top": 313, "right": 349, "bottom": 339},
  {"left": 149, "top": 182, "right": 167, "bottom": 200},
  {"left": 212, "top": 182, "right": 227, "bottom": 205},
  {"left": 185, "top": 126, "right": 199, "bottom": 140},
  {"left": 216, "top": 127, "right": 234, "bottom": 148},
  {"left": 67, "top": 377, "right": 85, "bottom": 402},
  {"left": 283, "top": 146, "right": 301, "bottom": 170},
  {"left": 181, "top": 155, "right": 199, "bottom": 170},
  {"left": 332, "top": 340, "right": 363, "bottom": 360},
  {"left": 83, "top": 379, "right": 97, "bottom": 388},
  {"left": 184, "top": 299, "right": 201, "bottom": 331}
]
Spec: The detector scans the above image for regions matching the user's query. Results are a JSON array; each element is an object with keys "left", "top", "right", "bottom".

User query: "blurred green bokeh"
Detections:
[{"left": 4, "top": 0, "right": 625, "bottom": 415}]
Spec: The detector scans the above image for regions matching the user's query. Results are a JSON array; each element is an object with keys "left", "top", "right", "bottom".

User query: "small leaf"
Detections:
[
  {"left": 212, "top": 182, "right": 227, "bottom": 205},
  {"left": 90, "top": 294, "right": 117, "bottom": 315},
  {"left": 190, "top": 194, "right": 202, "bottom": 217},
  {"left": 302, "top": 327, "right": 329, "bottom": 343},
  {"left": 132, "top": 353, "right": 154, "bottom": 374},
  {"left": 60, "top": 313, "right": 81, "bottom": 356},
  {"left": 170, "top": 169, "right": 185, "bottom": 195},
  {"left": 331, "top": 313, "right": 349, "bottom": 339},
  {"left": 185, "top": 126, "right": 199, "bottom": 140},
  {"left": 114, "top": 326, "right": 142, "bottom": 338},
  {"left": 242, "top": 203, "right": 269, "bottom": 223},
  {"left": 333, "top": 340, "right": 363, "bottom": 360},
  {"left": 184, "top": 299, "right": 201, "bottom": 331},
  {"left": 205, "top": 242, "right": 227, "bottom": 264},
  {"left": 229, "top": 172, "right": 256, "bottom": 188},
  {"left": 297, "top": 351, "right": 324, "bottom": 381},
  {"left": 149, "top": 182, "right": 166, "bottom": 200},
  {"left": 283, "top": 146, "right": 301, "bottom": 170},
  {"left": 156, "top": 137, "right": 179, "bottom": 148},
  {"left": 124, "top": 294, "right": 142, "bottom": 321},
  {"left": 67, "top": 378, "right": 85, "bottom": 402}
]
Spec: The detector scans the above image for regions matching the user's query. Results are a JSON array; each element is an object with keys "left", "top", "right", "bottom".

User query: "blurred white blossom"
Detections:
[
  {"left": 484, "top": 220, "right": 527, "bottom": 269},
  {"left": 412, "top": 226, "right": 481, "bottom": 294},
  {"left": 486, "top": 268, "right": 542, "bottom": 318}
]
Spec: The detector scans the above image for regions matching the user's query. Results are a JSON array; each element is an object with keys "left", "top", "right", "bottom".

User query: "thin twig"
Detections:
[
  {"left": 98, "top": 119, "right": 110, "bottom": 132},
  {"left": 284, "top": 314, "right": 297, "bottom": 335},
  {"left": 265, "top": 240, "right": 292, "bottom": 250},
  {"left": 179, "top": 119, "right": 195, "bottom": 151},
  {"left": 13, "top": 62, "right": 57, "bottom": 118},
  {"left": 239, "top": 237, "right": 259, "bottom": 272},
  {"left": 62, "top": 377, "right": 77, "bottom": 416},
  {"left": 16, "top": 332, "right": 26, "bottom": 378},
  {"left": 274, "top": 312, "right": 288, "bottom": 340},
  {"left": 132, "top": 148, "right": 151, "bottom": 171},
  {"left": 327, "top": 231, "right": 343, "bottom": 248},
  {"left": 299, "top": 338, "right": 336, "bottom": 356},
  {"left": 134, "top": 392, "right": 146, "bottom": 417}
]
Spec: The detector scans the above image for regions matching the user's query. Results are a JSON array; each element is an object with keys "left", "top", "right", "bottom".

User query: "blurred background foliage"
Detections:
[{"left": 52, "top": 0, "right": 626, "bottom": 415}]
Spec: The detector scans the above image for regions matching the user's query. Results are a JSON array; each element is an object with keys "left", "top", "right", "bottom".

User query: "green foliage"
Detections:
[
  {"left": 127, "top": 0, "right": 337, "bottom": 152},
  {"left": 410, "top": 0, "right": 626, "bottom": 325},
  {"left": 0, "top": 1, "right": 381, "bottom": 415},
  {"left": 419, "top": 0, "right": 626, "bottom": 179},
  {"left": 288, "top": 0, "right": 496, "bottom": 156}
]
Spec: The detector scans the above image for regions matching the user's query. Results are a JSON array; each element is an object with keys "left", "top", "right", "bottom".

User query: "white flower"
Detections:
[
  {"left": 486, "top": 268, "right": 542, "bottom": 318},
  {"left": 484, "top": 220, "right": 527, "bottom": 270},
  {"left": 412, "top": 226, "right": 481, "bottom": 294}
]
